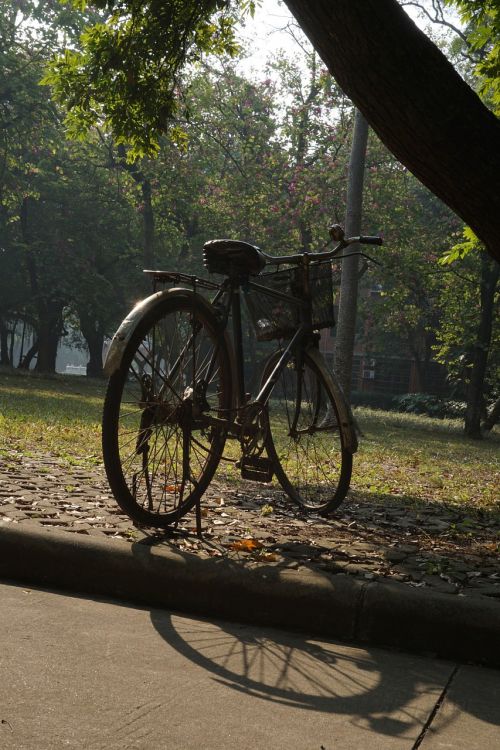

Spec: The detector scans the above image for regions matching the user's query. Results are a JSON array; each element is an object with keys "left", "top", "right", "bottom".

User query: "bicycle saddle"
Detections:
[{"left": 203, "top": 239, "right": 266, "bottom": 276}]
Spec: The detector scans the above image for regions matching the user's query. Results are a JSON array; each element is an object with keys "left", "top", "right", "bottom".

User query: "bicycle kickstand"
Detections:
[{"left": 195, "top": 496, "right": 203, "bottom": 538}]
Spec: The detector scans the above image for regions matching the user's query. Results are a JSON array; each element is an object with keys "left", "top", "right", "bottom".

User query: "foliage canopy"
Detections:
[
  {"left": 43, "top": 0, "right": 500, "bottom": 158},
  {"left": 446, "top": 0, "right": 500, "bottom": 112},
  {"left": 43, "top": 0, "right": 253, "bottom": 157}
]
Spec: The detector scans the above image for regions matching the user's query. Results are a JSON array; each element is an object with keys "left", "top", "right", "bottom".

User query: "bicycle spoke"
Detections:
[
  {"left": 264, "top": 351, "right": 351, "bottom": 513},
  {"left": 103, "top": 295, "right": 230, "bottom": 527}
]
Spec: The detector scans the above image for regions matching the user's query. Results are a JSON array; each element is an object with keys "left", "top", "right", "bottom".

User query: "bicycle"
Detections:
[{"left": 102, "top": 225, "right": 382, "bottom": 528}]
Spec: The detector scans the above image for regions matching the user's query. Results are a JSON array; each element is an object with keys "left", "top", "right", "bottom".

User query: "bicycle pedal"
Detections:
[{"left": 239, "top": 456, "right": 273, "bottom": 483}]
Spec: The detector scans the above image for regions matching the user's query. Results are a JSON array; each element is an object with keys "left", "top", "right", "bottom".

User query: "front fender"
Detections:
[{"left": 103, "top": 288, "right": 223, "bottom": 377}]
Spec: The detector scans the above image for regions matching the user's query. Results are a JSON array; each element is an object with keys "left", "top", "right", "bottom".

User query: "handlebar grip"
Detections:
[{"left": 359, "top": 236, "right": 383, "bottom": 245}]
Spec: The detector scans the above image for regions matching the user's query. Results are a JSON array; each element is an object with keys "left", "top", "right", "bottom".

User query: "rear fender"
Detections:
[{"left": 103, "top": 288, "right": 231, "bottom": 378}]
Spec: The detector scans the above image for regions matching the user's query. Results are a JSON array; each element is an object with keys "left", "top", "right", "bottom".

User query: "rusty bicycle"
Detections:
[{"left": 102, "top": 225, "right": 382, "bottom": 527}]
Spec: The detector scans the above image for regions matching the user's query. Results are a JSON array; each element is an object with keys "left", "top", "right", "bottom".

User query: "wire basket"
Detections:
[{"left": 245, "top": 261, "right": 335, "bottom": 341}]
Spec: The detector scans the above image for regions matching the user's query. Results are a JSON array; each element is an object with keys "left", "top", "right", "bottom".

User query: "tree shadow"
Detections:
[{"left": 333, "top": 488, "right": 500, "bottom": 583}]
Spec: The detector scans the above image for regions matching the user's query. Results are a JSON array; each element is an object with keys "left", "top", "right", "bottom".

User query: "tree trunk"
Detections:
[
  {"left": 20, "top": 196, "right": 65, "bottom": 375},
  {"left": 464, "top": 254, "right": 500, "bottom": 438},
  {"left": 17, "top": 319, "right": 27, "bottom": 367},
  {"left": 35, "top": 304, "right": 64, "bottom": 374},
  {"left": 0, "top": 316, "right": 11, "bottom": 366},
  {"left": 18, "top": 339, "right": 38, "bottom": 370},
  {"left": 295, "top": 54, "right": 319, "bottom": 253},
  {"left": 409, "top": 347, "right": 426, "bottom": 393},
  {"left": 8, "top": 319, "right": 17, "bottom": 364},
  {"left": 284, "top": 0, "right": 500, "bottom": 262},
  {"left": 407, "top": 327, "right": 434, "bottom": 393},
  {"left": 35, "top": 324, "right": 60, "bottom": 374},
  {"left": 334, "top": 109, "right": 369, "bottom": 398},
  {"left": 86, "top": 333, "right": 104, "bottom": 378},
  {"left": 79, "top": 314, "right": 105, "bottom": 378},
  {"left": 299, "top": 219, "right": 313, "bottom": 254}
]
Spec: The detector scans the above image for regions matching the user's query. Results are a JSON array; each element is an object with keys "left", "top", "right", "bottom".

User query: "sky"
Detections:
[
  {"left": 234, "top": 0, "right": 458, "bottom": 79},
  {"left": 235, "top": 0, "right": 309, "bottom": 76}
]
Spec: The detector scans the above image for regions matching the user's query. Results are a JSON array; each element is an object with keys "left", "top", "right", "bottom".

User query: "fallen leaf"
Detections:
[{"left": 228, "top": 539, "right": 264, "bottom": 552}]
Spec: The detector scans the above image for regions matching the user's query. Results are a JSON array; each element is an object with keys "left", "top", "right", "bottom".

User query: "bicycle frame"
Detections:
[
  {"left": 101, "top": 227, "right": 383, "bottom": 525},
  {"left": 218, "top": 272, "right": 358, "bottom": 453},
  {"left": 103, "top": 264, "right": 358, "bottom": 453},
  {"left": 207, "top": 270, "right": 311, "bottom": 412}
]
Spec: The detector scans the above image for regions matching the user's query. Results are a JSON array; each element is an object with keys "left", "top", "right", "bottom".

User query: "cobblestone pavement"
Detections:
[{"left": 1, "top": 449, "right": 499, "bottom": 601}]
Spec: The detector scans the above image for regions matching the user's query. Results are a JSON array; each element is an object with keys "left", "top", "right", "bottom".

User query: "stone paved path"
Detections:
[{"left": 1, "top": 449, "right": 499, "bottom": 601}]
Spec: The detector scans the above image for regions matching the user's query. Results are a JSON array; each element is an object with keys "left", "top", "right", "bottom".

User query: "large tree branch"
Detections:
[{"left": 283, "top": 0, "right": 500, "bottom": 262}]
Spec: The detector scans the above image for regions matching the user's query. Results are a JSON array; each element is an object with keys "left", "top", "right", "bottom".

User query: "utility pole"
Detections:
[{"left": 334, "top": 109, "right": 369, "bottom": 398}]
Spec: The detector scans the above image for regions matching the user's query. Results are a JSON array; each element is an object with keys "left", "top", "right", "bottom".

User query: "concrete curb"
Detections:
[{"left": 1, "top": 524, "right": 499, "bottom": 666}]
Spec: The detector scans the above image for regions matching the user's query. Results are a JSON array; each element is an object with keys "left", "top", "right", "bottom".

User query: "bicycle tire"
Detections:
[
  {"left": 262, "top": 348, "right": 352, "bottom": 514},
  {"left": 102, "top": 292, "right": 232, "bottom": 527}
]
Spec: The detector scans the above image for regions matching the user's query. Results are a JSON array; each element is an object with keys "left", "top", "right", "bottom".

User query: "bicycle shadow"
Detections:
[
  {"left": 148, "top": 603, "right": 452, "bottom": 740},
  {"left": 129, "top": 536, "right": 500, "bottom": 741}
]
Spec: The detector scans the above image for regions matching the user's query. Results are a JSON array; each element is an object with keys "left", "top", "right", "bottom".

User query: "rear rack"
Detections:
[{"left": 143, "top": 270, "right": 221, "bottom": 291}]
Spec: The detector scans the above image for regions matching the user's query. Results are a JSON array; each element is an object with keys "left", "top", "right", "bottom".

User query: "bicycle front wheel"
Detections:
[
  {"left": 263, "top": 349, "right": 352, "bottom": 514},
  {"left": 102, "top": 292, "right": 232, "bottom": 527}
]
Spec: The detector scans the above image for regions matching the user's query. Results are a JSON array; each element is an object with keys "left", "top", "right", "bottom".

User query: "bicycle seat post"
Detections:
[{"left": 230, "top": 268, "right": 247, "bottom": 408}]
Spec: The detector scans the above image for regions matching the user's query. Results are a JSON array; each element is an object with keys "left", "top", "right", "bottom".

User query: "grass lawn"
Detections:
[
  {"left": 351, "top": 408, "right": 499, "bottom": 511},
  {"left": 0, "top": 368, "right": 498, "bottom": 512},
  {"left": 0, "top": 368, "right": 106, "bottom": 466}
]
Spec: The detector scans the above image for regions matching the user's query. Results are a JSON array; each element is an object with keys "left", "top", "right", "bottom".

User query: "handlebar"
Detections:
[
  {"left": 261, "top": 226, "right": 383, "bottom": 266},
  {"left": 358, "top": 236, "right": 383, "bottom": 246}
]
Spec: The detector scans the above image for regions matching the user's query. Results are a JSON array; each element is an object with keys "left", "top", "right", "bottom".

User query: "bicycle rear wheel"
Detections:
[
  {"left": 102, "top": 292, "right": 232, "bottom": 527},
  {"left": 263, "top": 349, "right": 352, "bottom": 514}
]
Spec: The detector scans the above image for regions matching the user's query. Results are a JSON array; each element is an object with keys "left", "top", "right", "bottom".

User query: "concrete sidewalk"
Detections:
[
  {"left": 1, "top": 580, "right": 499, "bottom": 750},
  {"left": 1, "top": 523, "right": 499, "bottom": 668}
]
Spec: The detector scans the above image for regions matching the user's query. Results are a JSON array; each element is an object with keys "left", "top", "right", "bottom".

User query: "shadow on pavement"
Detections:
[
  {"left": 148, "top": 600, "right": 448, "bottom": 740},
  {"left": 126, "top": 534, "right": 500, "bottom": 740}
]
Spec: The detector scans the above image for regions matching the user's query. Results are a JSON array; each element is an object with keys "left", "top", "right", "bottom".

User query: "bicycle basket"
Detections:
[{"left": 245, "top": 261, "right": 335, "bottom": 341}]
